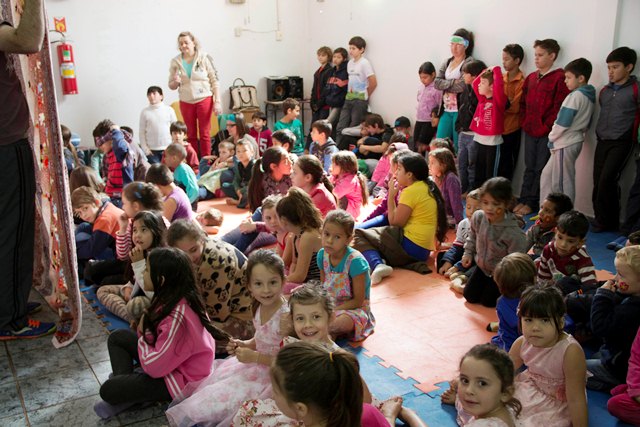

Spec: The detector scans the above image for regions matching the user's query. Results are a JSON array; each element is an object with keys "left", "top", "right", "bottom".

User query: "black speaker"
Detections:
[
  {"left": 267, "top": 77, "right": 289, "bottom": 101},
  {"left": 288, "top": 76, "right": 303, "bottom": 99}
]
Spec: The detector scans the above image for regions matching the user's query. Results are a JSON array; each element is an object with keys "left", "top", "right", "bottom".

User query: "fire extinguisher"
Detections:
[{"left": 57, "top": 42, "right": 78, "bottom": 95}]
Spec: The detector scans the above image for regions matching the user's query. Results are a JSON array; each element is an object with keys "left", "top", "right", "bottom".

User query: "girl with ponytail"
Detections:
[
  {"left": 330, "top": 151, "right": 368, "bottom": 220},
  {"left": 291, "top": 155, "right": 337, "bottom": 217}
]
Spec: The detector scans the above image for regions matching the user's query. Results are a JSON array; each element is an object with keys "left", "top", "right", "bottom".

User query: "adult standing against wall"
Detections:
[
  {"left": 434, "top": 28, "right": 475, "bottom": 153},
  {"left": 168, "top": 31, "right": 222, "bottom": 158},
  {"left": 0, "top": 0, "right": 56, "bottom": 339}
]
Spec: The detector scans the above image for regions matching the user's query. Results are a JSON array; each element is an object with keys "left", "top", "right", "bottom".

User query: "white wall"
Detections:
[{"left": 46, "top": 0, "right": 639, "bottom": 217}]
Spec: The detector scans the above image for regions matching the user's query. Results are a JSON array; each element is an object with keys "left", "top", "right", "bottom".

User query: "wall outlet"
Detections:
[
  {"left": 234, "top": 27, "right": 243, "bottom": 37},
  {"left": 275, "top": 30, "right": 283, "bottom": 41}
]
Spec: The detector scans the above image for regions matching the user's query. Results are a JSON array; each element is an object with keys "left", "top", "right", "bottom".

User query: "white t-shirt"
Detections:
[
  {"left": 138, "top": 103, "right": 177, "bottom": 152},
  {"left": 346, "top": 56, "right": 375, "bottom": 101},
  {"left": 443, "top": 61, "right": 463, "bottom": 112}
]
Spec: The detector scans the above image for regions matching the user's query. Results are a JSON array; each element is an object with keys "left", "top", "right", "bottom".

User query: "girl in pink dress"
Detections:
[
  {"left": 291, "top": 155, "right": 337, "bottom": 218},
  {"left": 166, "top": 250, "right": 289, "bottom": 427},
  {"left": 509, "top": 285, "right": 588, "bottom": 427},
  {"left": 330, "top": 151, "right": 368, "bottom": 220}
]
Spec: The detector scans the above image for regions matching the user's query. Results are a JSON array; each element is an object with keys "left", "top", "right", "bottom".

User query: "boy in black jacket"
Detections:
[{"left": 306, "top": 46, "right": 334, "bottom": 150}]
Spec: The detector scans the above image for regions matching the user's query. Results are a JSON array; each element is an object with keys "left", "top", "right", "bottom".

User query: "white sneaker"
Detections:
[{"left": 371, "top": 264, "right": 393, "bottom": 285}]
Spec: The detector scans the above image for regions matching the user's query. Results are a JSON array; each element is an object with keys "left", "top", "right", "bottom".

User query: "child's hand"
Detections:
[
  {"left": 235, "top": 347, "right": 258, "bottom": 364},
  {"left": 431, "top": 116, "right": 440, "bottom": 127},
  {"left": 239, "top": 219, "right": 256, "bottom": 234},
  {"left": 388, "top": 178, "right": 398, "bottom": 199},
  {"left": 601, "top": 279, "right": 617, "bottom": 292},
  {"left": 438, "top": 261, "right": 453, "bottom": 276},
  {"left": 461, "top": 255, "right": 472, "bottom": 268},
  {"left": 130, "top": 246, "right": 145, "bottom": 263},
  {"left": 122, "top": 286, "right": 133, "bottom": 302},
  {"left": 118, "top": 212, "right": 129, "bottom": 231},
  {"left": 445, "top": 265, "right": 459, "bottom": 278},
  {"left": 226, "top": 338, "right": 240, "bottom": 355}
]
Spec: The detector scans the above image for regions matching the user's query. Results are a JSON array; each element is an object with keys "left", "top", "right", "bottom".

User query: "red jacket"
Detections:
[
  {"left": 520, "top": 68, "right": 570, "bottom": 137},
  {"left": 470, "top": 66, "right": 507, "bottom": 136}
]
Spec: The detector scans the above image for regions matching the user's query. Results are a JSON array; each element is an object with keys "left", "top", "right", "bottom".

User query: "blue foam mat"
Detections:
[{"left": 80, "top": 283, "right": 130, "bottom": 331}]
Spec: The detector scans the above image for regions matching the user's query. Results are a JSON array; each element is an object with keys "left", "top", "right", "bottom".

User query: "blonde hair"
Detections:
[
  {"left": 616, "top": 246, "right": 640, "bottom": 276},
  {"left": 71, "top": 186, "right": 100, "bottom": 208},
  {"left": 177, "top": 31, "right": 200, "bottom": 52}
]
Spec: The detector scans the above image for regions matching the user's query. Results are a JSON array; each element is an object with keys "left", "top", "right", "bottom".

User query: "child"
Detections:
[
  {"left": 226, "top": 140, "right": 255, "bottom": 209},
  {"left": 318, "top": 210, "right": 375, "bottom": 341},
  {"left": 336, "top": 36, "right": 377, "bottom": 150},
  {"left": 164, "top": 143, "right": 199, "bottom": 206},
  {"left": 414, "top": 62, "right": 443, "bottom": 154},
  {"left": 591, "top": 47, "right": 638, "bottom": 232},
  {"left": 168, "top": 121, "right": 199, "bottom": 175},
  {"left": 462, "top": 177, "right": 528, "bottom": 307},
  {"left": 138, "top": 86, "right": 176, "bottom": 164},
  {"left": 247, "top": 146, "right": 293, "bottom": 212},
  {"left": 145, "top": 163, "right": 195, "bottom": 222},
  {"left": 325, "top": 47, "right": 349, "bottom": 133},
  {"left": 437, "top": 189, "right": 480, "bottom": 279},
  {"left": 393, "top": 116, "right": 414, "bottom": 151},
  {"left": 291, "top": 155, "right": 337, "bottom": 217},
  {"left": 515, "top": 39, "right": 570, "bottom": 216},
  {"left": 355, "top": 113, "right": 393, "bottom": 168},
  {"left": 308, "top": 45, "right": 333, "bottom": 149},
  {"left": 540, "top": 58, "right": 595, "bottom": 206},
  {"left": 330, "top": 151, "right": 368, "bottom": 220},
  {"left": 491, "top": 253, "right": 536, "bottom": 351},
  {"left": 537, "top": 210, "right": 597, "bottom": 294},
  {"left": 608, "top": 325, "right": 640, "bottom": 425},
  {"left": 502, "top": 44, "right": 525, "bottom": 181},
  {"left": 72, "top": 186, "right": 124, "bottom": 262},
  {"left": 429, "top": 147, "right": 463, "bottom": 225},
  {"left": 70, "top": 165, "right": 104, "bottom": 194},
  {"left": 587, "top": 245, "right": 640, "bottom": 392},
  {"left": 92, "top": 120, "right": 134, "bottom": 207},
  {"left": 197, "top": 141, "right": 234, "bottom": 200},
  {"left": 456, "top": 60, "right": 487, "bottom": 194},
  {"left": 248, "top": 111, "right": 273, "bottom": 156},
  {"left": 525, "top": 192, "right": 573, "bottom": 258},
  {"left": 271, "top": 129, "right": 296, "bottom": 155},
  {"left": 308, "top": 120, "right": 339, "bottom": 173},
  {"left": 510, "top": 285, "right": 588, "bottom": 427},
  {"left": 238, "top": 195, "right": 290, "bottom": 256},
  {"left": 470, "top": 66, "right": 508, "bottom": 188},
  {"left": 276, "top": 188, "right": 323, "bottom": 293},
  {"left": 165, "top": 249, "right": 289, "bottom": 427},
  {"left": 369, "top": 134, "right": 408, "bottom": 195},
  {"left": 61, "top": 124, "right": 82, "bottom": 173},
  {"left": 94, "top": 247, "right": 226, "bottom": 419},
  {"left": 454, "top": 344, "right": 522, "bottom": 426},
  {"left": 274, "top": 98, "right": 304, "bottom": 155},
  {"left": 96, "top": 211, "right": 166, "bottom": 324}
]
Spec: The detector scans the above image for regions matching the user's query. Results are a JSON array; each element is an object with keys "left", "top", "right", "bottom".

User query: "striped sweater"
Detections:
[{"left": 537, "top": 241, "right": 597, "bottom": 289}]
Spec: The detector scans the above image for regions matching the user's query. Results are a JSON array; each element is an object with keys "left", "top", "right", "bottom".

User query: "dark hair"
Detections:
[
  {"left": 248, "top": 146, "right": 291, "bottom": 212},
  {"left": 289, "top": 283, "right": 335, "bottom": 317},
  {"left": 544, "top": 193, "right": 573, "bottom": 218},
  {"left": 349, "top": 36, "right": 366, "bottom": 50},
  {"left": 170, "top": 121, "right": 188, "bottom": 134},
  {"left": 429, "top": 137, "right": 455, "bottom": 154},
  {"left": 276, "top": 187, "right": 323, "bottom": 231},
  {"left": 295, "top": 155, "right": 334, "bottom": 192},
  {"left": 556, "top": 210, "right": 589, "bottom": 239},
  {"left": 123, "top": 181, "right": 164, "bottom": 211},
  {"left": 165, "top": 142, "right": 187, "bottom": 160},
  {"left": 429, "top": 147, "right": 458, "bottom": 179},
  {"left": 518, "top": 284, "right": 565, "bottom": 335},
  {"left": 147, "top": 86, "right": 163, "bottom": 96},
  {"left": 333, "top": 47, "right": 348, "bottom": 62},
  {"left": 282, "top": 98, "right": 300, "bottom": 115},
  {"left": 121, "top": 126, "right": 134, "bottom": 136},
  {"left": 311, "top": 120, "right": 332, "bottom": 138},
  {"left": 132, "top": 211, "right": 167, "bottom": 250},
  {"left": 272, "top": 129, "right": 296, "bottom": 152},
  {"left": 70, "top": 166, "right": 104, "bottom": 194},
  {"left": 453, "top": 28, "right": 474, "bottom": 56},
  {"left": 272, "top": 342, "right": 363, "bottom": 427},
  {"left": 461, "top": 59, "right": 487, "bottom": 77},
  {"left": 145, "top": 163, "right": 174, "bottom": 186},
  {"left": 418, "top": 61, "right": 436, "bottom": 75},
  {"left": 92, "top": 119, "right": 114, "bottom": 139},
  {"left": 331, "top": 151, "right": 368, "bottom": 206},
  {"left": 478, "top": 177, "right": 514, "bottom": 208},
  {"left": 388, "top": 132, "right": 408, "bottom": 145},
  {"left": 534, "top": 39, "right": 561, "bottom": 59},
  {"left": 323, "top": 209, "right": 355, "bottom": 236},
  {"left": 460, "top": 344, "right": 522, "bottom": 417},
  {"left": 229, "top": 113, "right": 248, "bottom": 138},
  {"left": 317, "top": 46, "right": 333, "bottom": 58},
  {"left": 143, "top": 247, "right": 230, "bottom": 345},
  {"left": 399, "top": 152, "right": 448, "bottom": 242},
  {"left": 61, "top": 124, "right": 80, "bottom": 170},
  {"left": 246, "top": 249, "right": 285, "bottom": 285},
  {"left": 606, "top": 46, "right": 637, "bottom": 72},
  {"left": 167, "top": 219, "right": 208, "bottom": 247},
  {"left": 363, "top": 113, "right": 384, "bottom": 129},
  {"left": 503, "top": 44, "right": 524, "bottom": 64},
  {"left": 629, "top": 231, "right": 640, "bottom": 245},
  {"left": 493, "top": 253, "right": 535, "bottom": 299},
  {"left": 565, "top": 57, "right": 592, "bottom": 82},
  {"left": 252, "top": 111, "right": 267, "bottom": 122}
]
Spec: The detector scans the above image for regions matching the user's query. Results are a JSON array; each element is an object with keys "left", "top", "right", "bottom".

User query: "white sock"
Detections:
[{"left": 371, "top": 264, "right": 393, "bottom": 285}]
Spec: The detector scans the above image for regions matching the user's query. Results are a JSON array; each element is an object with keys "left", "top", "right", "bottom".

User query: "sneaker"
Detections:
[
  {"left": 27, "top": 302, "right": 42, "bottom": 315},
  {"left": 0, "top": 319, "right": 56, "bottom": 340},
  {"left": 606, "top": 236, "right": 627, "bottom": 251},
  {"left": 371, "top": 264, "right": 393, "bottom": 285}
]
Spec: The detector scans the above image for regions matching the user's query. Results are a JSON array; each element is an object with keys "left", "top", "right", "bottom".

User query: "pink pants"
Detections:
[
  {"left": 180, "top": 97, "right": 213, "bottom": 157},
  {"left": 608, "top": 384, "right": 640, "bottom": 425}
]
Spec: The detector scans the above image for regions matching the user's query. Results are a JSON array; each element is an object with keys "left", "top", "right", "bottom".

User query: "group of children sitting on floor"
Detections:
[{"left": 61, "top": 31, "right": 640, "bottom": 426}]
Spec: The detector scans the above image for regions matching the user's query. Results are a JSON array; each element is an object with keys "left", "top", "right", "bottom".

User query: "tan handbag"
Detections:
[{"left": 229, "top": 78, "right": 259, "bottom": 111}]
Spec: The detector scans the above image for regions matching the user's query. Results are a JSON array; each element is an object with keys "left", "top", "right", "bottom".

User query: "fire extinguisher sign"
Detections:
[{"left": 53, "top": 17, "right": 66, "bottom": 33}]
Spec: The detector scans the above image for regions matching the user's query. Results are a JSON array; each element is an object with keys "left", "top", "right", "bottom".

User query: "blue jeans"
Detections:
[
  {"left": 519, "top": 133, "right": 550, "bottom": 210},
  {"left": 362, "top": 235, "right": 430, "bottom": 270},
  {"left": 222, "top": 208, "right": 262, "bottom": 252},
  {"left": 436, "top": 111, "right": 459, "bottom": 152},
  {"left": 355, "top": 214, "right": 389, "bottom": 230},
  {"left": 457, "top": 132, "right": 477, "bottom": 192}
]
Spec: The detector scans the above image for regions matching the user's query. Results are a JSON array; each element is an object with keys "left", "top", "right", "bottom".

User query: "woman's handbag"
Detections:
[{"left": 229, "top": 78, "right": 259, "bottom": 111}]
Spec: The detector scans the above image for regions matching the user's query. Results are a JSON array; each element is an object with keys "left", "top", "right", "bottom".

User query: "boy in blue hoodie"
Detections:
[{"left": 539, "top": 58, "right": 595, "bottom": 206}]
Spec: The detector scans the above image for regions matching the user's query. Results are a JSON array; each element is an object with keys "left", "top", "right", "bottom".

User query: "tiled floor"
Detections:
[{"left": 0, "top": 291, "right": 168, "bottom": 427}]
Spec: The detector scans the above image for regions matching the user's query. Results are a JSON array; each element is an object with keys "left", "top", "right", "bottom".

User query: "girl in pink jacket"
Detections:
[{"left": 94, "top": 247, "right": 228, "bottom": 419}]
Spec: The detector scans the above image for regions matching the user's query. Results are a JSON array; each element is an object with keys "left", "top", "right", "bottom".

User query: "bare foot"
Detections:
[
  {"left": 225, "top": 198, "right": 239, "bottom": 206},
  {"left": 380, "top": 396, "right": 403, "bottom": 426}
]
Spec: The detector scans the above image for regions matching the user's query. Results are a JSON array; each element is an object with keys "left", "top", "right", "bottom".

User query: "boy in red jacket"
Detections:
[{"left": 515, "top": 39, "right": 570, "bottom": 215}]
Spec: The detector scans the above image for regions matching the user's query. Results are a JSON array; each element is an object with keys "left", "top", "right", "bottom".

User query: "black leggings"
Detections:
[
  {"left": 99, "top": 329, "right": 171, "bottom": 405},
  {"left": 463, "top": 267, "right": 500, "bottom": 308}
]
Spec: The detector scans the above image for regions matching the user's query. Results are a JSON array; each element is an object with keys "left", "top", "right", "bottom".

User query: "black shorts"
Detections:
[{"left": 414, "top": 121, "right": 436, "bottom": 146}]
